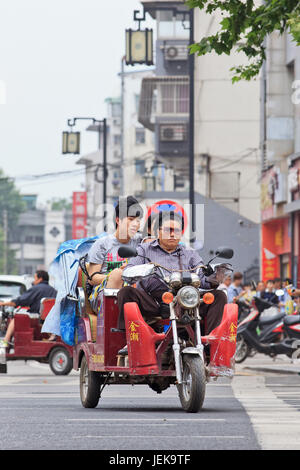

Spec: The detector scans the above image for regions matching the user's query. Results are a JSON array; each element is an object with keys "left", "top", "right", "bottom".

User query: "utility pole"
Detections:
[
  {"left": 3, "top": 209, "right": 8, "bottom": 273},
  {"left": 189, "top": 8, "right": 195, "bottom": 245},
  {"left": 120, "top": 56, "right": 125, "bottom": 197},
  {"left": 102, "top": 118, "right": 107, "bottom": 231}
]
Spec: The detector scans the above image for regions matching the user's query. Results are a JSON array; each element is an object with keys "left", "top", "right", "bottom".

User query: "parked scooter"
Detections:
[{"left": 235, "top": 295, "right": 300, "bottom": 363}]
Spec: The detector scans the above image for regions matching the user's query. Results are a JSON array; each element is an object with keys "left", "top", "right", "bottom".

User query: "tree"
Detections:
[
  {"left": 47, "top": 198, "right": 72, "bottom": 211},
  {"left": 0, "top": 169, "right": 25, "bottom": 274},
  {"left": 188, "top": 0, "right": 300, "bottom": 82}
]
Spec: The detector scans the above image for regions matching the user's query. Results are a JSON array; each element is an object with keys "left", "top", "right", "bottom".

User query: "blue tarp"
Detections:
[{"left": 42, "top": 234, "right": 106, "bottom": 345}]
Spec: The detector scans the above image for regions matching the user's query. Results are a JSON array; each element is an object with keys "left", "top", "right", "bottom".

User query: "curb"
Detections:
[{"left": 244, "top": 366, "right": 300, "bottom": 376}]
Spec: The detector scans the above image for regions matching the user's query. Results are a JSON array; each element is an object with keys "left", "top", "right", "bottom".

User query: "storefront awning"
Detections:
[{"left": 284, "top": 199, "right": 300, "bottom": 214}]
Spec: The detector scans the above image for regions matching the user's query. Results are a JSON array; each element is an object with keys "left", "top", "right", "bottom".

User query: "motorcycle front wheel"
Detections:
[
  {"left": 178, "top": 355, "right": 206, "bottom": 413},
  {"left": 235, "top": 335, "right": 250, "bottom": 363}
]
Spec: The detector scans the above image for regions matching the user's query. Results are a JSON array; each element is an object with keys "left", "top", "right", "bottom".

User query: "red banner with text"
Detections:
[{"left": 72, "top": 191, "right": 87, "bottom": 239}]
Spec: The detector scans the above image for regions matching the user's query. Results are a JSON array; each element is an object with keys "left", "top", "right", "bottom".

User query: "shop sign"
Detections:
[
  {"left": 261, "top": 167, "right": 276, "bottom": 221},
  {"left": 72, "top": 192, "right": 87, "bottom": 239}
]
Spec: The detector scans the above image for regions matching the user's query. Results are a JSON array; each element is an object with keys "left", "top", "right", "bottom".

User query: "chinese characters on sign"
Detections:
[{"left": 72, "top": 192, "right": 87, "bottom": 239}]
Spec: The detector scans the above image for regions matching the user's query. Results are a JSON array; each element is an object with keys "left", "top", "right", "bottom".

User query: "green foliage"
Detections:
[
  {"left": 0, "top": 169, "right": 25, "bottom": 274},
  {"left": 0, "top": 169, "right": 25, "bottom": 229},
  {"left": 187, "top": 0, "right": 300, "bottom": 82},
  {"left": 48, "top": 198, "right": 72, "bottom": 211}
]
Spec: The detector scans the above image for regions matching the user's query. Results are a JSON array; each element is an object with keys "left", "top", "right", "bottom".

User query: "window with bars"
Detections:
[
  {"left": 135, "top": 127, "right": 146, "bottom": 145},
  {"left": 159, "top": 82, "right": 189, "bottom": 114}
]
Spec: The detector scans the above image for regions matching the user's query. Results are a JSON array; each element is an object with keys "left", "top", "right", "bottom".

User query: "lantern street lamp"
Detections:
[
  {"left": 125, "top": 9, "right": 154, "bottom": 66},
  {"left": 62, "top": 117, "right": 108, "bottom": 230},
  {"left": 62, "top": 131, "right": 80, "bottom": 155}
]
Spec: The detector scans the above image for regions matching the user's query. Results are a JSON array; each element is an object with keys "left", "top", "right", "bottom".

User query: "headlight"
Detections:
[{"left": 177, "top": 286, "right": 200, "bottom": 309}]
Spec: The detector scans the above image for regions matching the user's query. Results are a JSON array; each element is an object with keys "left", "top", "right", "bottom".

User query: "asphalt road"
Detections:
[{"left": 0, "top": 360, "right": 259, "bottom": 451}]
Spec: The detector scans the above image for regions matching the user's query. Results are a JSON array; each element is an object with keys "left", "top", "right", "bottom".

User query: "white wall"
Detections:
[
  {"left": 193, "top": 8, "right": 261, "bottom": 222},
  {"left": 123, "top": 70, "right": 155, "bottom": 196}
]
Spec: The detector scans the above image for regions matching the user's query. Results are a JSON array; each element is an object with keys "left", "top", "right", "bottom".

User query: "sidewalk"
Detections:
[{"left": 235, "top": 353, "right": 300, "bottom": 376}]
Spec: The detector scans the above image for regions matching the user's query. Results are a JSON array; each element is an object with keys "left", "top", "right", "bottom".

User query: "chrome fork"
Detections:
[
  {"left": 170, "top": 302, "right": 183, "bottom": 384},
  {"left": 195, "top": 307, "right": 204, "bottom": 360}
]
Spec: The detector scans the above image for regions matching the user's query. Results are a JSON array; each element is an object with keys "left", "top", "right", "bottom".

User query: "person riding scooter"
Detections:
[
  {"left": 117, "top": 211, "right": 226, "bottom": 354},
  {"left": 0, "top": 270, "right": 57, "bottom": 347}
]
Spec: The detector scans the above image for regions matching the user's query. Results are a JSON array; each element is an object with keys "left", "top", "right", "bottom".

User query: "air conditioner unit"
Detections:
[
  {"left": 160, "top": 123, "right": 187, "bottom": 142},
  {"left": 164, "top": 45, "right": 188, "bottom": 61}
]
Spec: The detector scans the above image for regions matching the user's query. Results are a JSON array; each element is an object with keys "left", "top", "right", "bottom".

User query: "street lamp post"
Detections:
[{"left": 62, "top": 117, "right": 108, "bottom": 230}]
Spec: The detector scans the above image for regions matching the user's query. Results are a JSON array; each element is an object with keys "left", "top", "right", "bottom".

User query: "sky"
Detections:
[{"left": 0, "top": 0, "right": 154, "bottom": 206}]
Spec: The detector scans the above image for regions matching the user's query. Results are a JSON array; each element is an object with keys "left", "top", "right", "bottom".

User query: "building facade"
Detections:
[
  {"left": 139, "top": 0, "right": 261, "bottom": 223},
  {"left": 8, "top": 195, "right": 72, "bottom": 275},
  {"left": 261, "top": 31, "right": 300, "bottom": 287}
]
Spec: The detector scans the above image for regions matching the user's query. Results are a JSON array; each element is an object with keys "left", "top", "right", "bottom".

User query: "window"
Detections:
[
  {"left": 157, "top": 11, "right": 189, "bottom": 39},
  {"left": 160, "top": 82, "right": 189, "bottom": 114},
  {"left": 135, "top": 128, "right": 146, "bottom": 145},
  {"left": 135, "top": 94, "right": 140, "bottom": 113},
  {"left": 113, "top": 135, "right": 121, "bottom": 146},
  {"left": 24, "top": 266, "right": 34, "bottom": 275},
  {"left": 24, "top": 235, "right": 44, "bottom": 244},
  {"left": 111, "top": 102, "right": 121, "bottom": 117},
  {"left": 135, "top": 160, "right": 146, "bottom": 176}
]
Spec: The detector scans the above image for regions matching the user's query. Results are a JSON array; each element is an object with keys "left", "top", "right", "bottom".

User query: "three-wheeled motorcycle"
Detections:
[
  {"left": 73, "top": 246, "right": 238, "bottom": 413},
  {"left": 0, "top": 298, "right": 73, "bottom": 375}
]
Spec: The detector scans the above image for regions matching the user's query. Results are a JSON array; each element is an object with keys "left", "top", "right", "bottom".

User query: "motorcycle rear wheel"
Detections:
[
  {"left": 80, "top": 355, "right": 101, "bottom": 408},
  {"left": 235, "top": 335, "right": 250, "bottom": 363},
  {"left": 178, "top": 355, "right": 206, "bottom": 413}
]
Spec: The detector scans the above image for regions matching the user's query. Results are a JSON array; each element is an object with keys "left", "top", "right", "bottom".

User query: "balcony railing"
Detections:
[{"left": 138, "top": 76, "right": 189, "bottom": 131}]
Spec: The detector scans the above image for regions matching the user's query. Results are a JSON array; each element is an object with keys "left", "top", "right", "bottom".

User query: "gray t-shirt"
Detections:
[{"left": 87, "top": 233, "right": 142, "bottom": 274}]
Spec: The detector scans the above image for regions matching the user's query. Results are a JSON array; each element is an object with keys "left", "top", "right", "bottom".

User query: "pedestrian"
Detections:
[
  {"left": 218, "top": 274, "right": 232, "bottom": 297},
  {"left": 255, "top": 280, "right": 265, "bottom": 298},
  {"left": 227, "top": 272, "right": 244, "bottom": 303},
  {"left": 261, "top": 279, "right": 279, "bottom": 304},
  {"left": 241, "top": 282, "right": 252, "bottom": 302}
]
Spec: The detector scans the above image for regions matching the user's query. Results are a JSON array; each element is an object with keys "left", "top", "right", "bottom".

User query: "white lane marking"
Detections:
[
  {"left": 232, "top": 375, "right": 300, "bottom": 450},
  {"left": 72, "top": 435, "right": 244, "bottom": 439},
  {"left": 66, "top": 418, "right": 226, "bottom": 422},
  {"left": 0, "top": 394, "right": 232, "bottom": 399}
]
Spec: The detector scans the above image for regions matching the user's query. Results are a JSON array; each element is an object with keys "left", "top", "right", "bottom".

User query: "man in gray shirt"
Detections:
[{"left": 117, "top": 211, "right": 226, "bottom": 335}]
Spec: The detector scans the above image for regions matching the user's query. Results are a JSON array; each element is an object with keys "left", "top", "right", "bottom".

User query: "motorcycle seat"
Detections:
[
  {"left": 254, "top": 296, "right": 276, "bottom": 313},
  {"left": 283, "top": 315, "right": 300, "bottom": 326},
  {"left": 259, "top": 312, "right": 285, "bottom": 325}
]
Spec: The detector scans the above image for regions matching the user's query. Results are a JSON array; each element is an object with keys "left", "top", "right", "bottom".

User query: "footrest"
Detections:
[{"left": 116, "top": 355, "right": 129, "bottom": 367}]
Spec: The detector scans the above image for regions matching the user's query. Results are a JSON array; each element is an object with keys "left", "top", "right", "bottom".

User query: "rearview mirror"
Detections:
[
  {"left": 215, "top": 247, "right": 234, "bottom": 259},
  {"left": 118, "top": 246, "right": 138, "bottom": 259}
]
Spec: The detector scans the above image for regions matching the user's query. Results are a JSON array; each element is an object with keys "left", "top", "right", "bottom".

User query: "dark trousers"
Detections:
[
  {"left": 117, "top": 286, "right": 227, "bottom": 334},
  {"left": 117, "top": 286, "right": 164, "bottom": 330}
]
